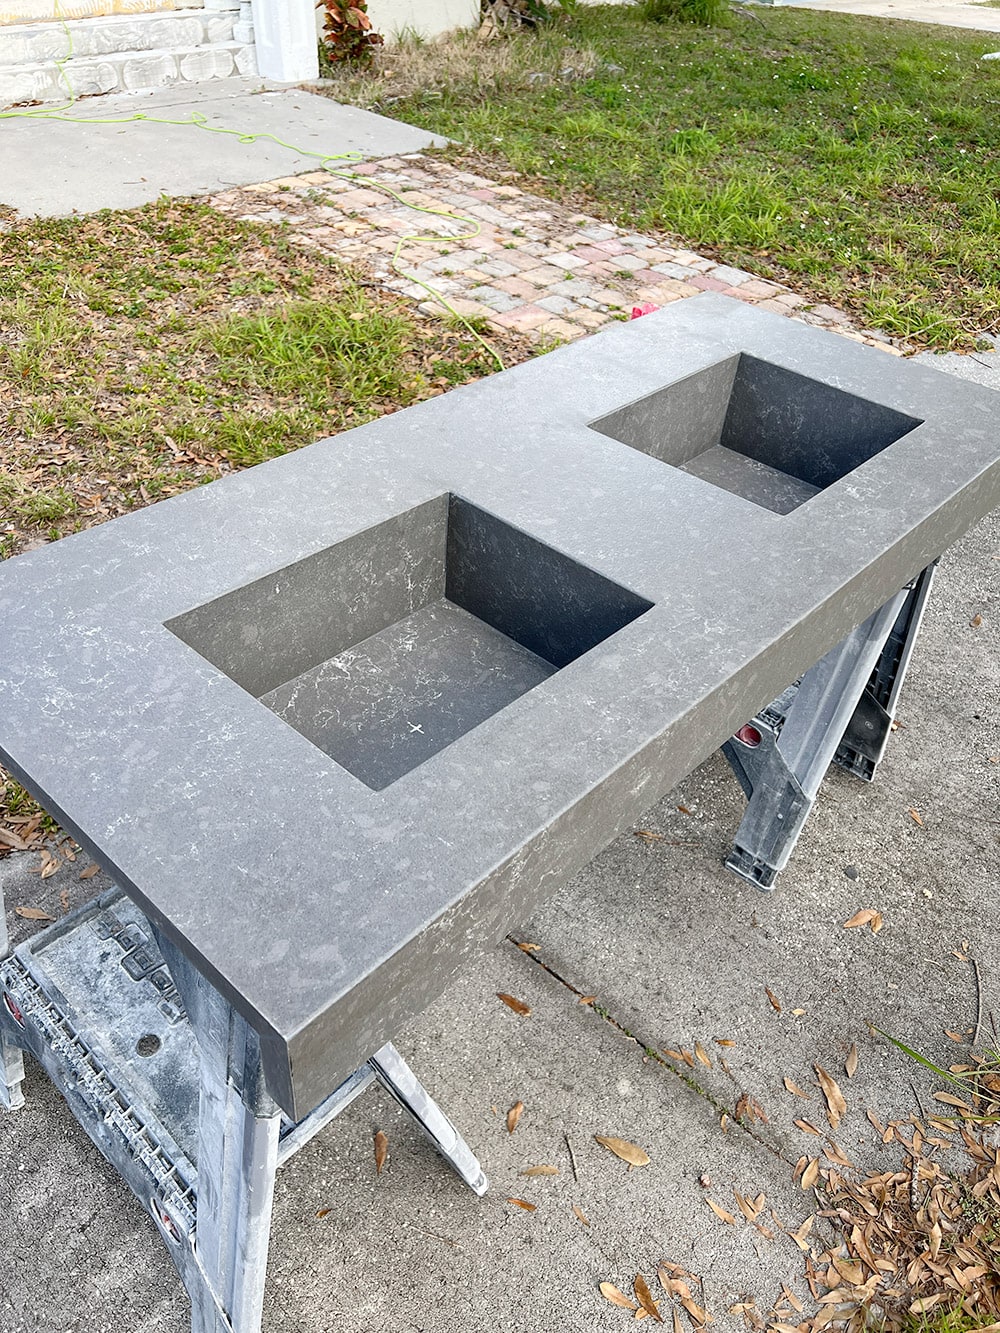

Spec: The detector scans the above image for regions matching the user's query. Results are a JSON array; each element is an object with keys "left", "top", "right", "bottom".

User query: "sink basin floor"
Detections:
[
  {"left": 679, "top": 444, "right": 821, "bottom": 515},
  {"left": 259, "top": 598, "right": 556, "bottom": 791}
]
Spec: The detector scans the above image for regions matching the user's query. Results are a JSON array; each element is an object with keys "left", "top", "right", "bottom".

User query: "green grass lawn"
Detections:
[{"left": 324, "top": 5, "right": 1000, "bottom": 347}]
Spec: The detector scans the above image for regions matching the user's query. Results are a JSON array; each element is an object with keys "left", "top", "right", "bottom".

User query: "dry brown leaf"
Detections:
[
  {"left": 59, "top": 888, "right": 69, "bottom": 913},
  {"left": 0, "top": 828, "right": 28, "bottom": 850},
  {"left": 677, "top": 804, "right": 693, "bottom": 815},
  {"left": 572, "top": 1204, "right": 590, "bottom": 1226},
  {"left": 79, "top": 863, "right": 100, "bottom": 880},
  {"left": 970, "top": 613, "right": 983, "bottom": 628},
  {"left": 933, "top": 1091, "right": 972, "bottom": 1111},
  {"left": 578, "top": 995, "right": 596, "bottom": 1006},
  {"left": 507, "top": 1101, "right": 525, "bottom": 1134},
  {"left": 843, "top": 909, "right": 876, "bottom": 929},
  {"left": 497, "top": 992, "right": 530, "bottom": 1016},
  {"left": 374, "top": 1130, "right": 388, "bottom": 1175},
  {"left": 714, "top": 1038, "right": 735, "bottom": 1047},
  {"left": 706, "top": 1198, "right": 737, "bottom": 1226},
  {"left": 694, "top": 1041, "right": 711, "bottom": 1069},
  {"left": 595, "top": 1135, "right": 650, "bottom": 1167},
  {"left": 865, "top": 1104, "right": 885, "bottom": 1131},
  {"left": 14, "top": 905, "right": 55, "bottom": 921},
  {"left": 784, "top": 1077, "right": 811, "bottom": 1099},
  {"left": 634, "top": 828, "right": 664, "bottom": 841},
  {"left": 663, "top": 1048, "right": 684, "bottom": 1061},
  {"left": 815, "top": 1066, "right": 847, "bottom": 1129},
  {"left": 870, "top": 911, "right": 883, "bottom": 933},
  {"left": 733, "top": 1191, "right": 762, "bottom": 1223},
  {"left": 40, "top": 859, "right": 59, "bottom": 880},
  {"left": 520, "top": 1164, "right": 558, "bottom": 1177},
  {"left": 672, "top": 1309, "right": 683, "bottom": 1333},
  {"left": 790, "top": 1215, "right": 815, "bottom": 1251},
  {"left": 601, "top": 1282, "right": 638, "bottom": 1311},
  {"left": 908, "top": 808, "right": 924, "bottom": 827},
  {"left": 506, "top": 1197, "right": 536, "bottom": 1212},
  {"left": 845, "top": 1044, "right": 859, "bottom": 1079},
  {"left": 823, "top": 1141, "right": 854, "bottom": 1170},
  {"left": 781, "top": 1285, "right": 804, "bottom": 1314},
  {"left": 634, "top": 1275, "right": 663, "bottom": 1323},
  {"left": 516, "top": 941, "right": 540, "bottom": 953},
  {"left": 765, "top": 987, "right": 782, "bottom": 1013},
  {"left": 680, "top": 1296, "right": 712, "bottom": 1327},
  {"left": 801, "top": 1158, "right": 820, "bottom": 1190},
  {"left": 794, "top": 1118, "right": 823, "bottom": 1136},
  {"left": 315, "top": 1207, "right": 331, "bottom": 1219},
  {"left": 909, "top": 1295, "right": 943, "bottom": 1315}
]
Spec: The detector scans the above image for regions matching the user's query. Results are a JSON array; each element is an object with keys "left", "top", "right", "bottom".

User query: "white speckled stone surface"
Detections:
[{"left": 1, "top": 294, "right": 998, "bottom": 1117}]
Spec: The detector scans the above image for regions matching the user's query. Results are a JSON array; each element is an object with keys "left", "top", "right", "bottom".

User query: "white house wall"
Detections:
[{"left": 364, "top": 0, "right": 479, "bottom": 42}]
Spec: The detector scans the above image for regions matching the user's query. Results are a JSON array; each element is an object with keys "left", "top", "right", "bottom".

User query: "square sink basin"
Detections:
[
  {"left": 590, "top": 353, "right": 923, "bottom": 515},
  {"left": 166, "top": 494, "right": 653, "bottom": 790}
]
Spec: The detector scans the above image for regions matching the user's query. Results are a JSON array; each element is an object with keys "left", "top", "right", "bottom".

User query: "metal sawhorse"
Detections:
[
  {"left": 0, "top": 888, "right": 487, "bottom": 1333},
  {"left": 723, "top": 564, "right": 936, "bottom": 888}
]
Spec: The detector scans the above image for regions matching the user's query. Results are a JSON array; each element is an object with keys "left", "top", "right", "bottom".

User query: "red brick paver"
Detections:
[{"left": 212, "top": 155, "right": 905, "bottom": 356}]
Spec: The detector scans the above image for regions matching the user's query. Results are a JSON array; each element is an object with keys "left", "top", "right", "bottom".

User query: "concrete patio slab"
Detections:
[{"left": 0, "top": 77, "right": 448, "bottom": 216}]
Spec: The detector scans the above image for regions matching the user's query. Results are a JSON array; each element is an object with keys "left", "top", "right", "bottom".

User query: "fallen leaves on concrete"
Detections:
[
  {"left": 814, "top": 1066, "right": 847, "bottom": 1130},
  {"left": 374, "top": 1130, "right": 388, "bottom": 1175},
  {"left": 497, "top": 992, "right": 531, "bottom": 1016},
  {"left": 506, "top": 1100, "right": 525, "bottom": 1134},
  {"left": 594, "top": 1135, "right": 650, "bottom": 1168},
  {"left": 842, "top": 909, "right": 883, "bottom": 933}
]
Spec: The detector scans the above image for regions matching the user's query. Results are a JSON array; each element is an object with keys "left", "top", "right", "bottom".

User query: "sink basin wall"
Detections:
[{"left": 591, "top": 352, "right": 923, "bottom": 512}]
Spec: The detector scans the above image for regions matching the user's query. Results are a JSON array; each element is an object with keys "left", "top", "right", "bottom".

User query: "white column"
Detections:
[{"left": 250, "top": 0, "right": 318, "bottom": 81}]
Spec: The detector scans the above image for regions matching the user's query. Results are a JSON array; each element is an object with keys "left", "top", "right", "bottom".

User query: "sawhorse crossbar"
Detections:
[{"left": 0, "top": 889, "right": 487, "bottom": 1333}]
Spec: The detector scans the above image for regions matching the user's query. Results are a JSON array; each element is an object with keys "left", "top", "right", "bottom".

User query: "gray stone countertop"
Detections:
[{"left": 2, "top": 294, "right": 998, "bottom": 1117}]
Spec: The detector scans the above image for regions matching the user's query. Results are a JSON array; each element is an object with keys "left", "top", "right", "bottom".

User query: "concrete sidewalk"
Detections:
[
  {"left": 769, "top": 0, "right": 1000, "bottom": 33},
  {"left": 0, "top": 77, "right": 447, "bottom": 215}
]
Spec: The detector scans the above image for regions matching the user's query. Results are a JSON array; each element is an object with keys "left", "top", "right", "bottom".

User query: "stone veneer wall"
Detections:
[
  {"left": 0, "top": 1, "right": 202, "bottom": 22},
  {"left": 0, "top": 0, "right": 256, "bottom": 106}
]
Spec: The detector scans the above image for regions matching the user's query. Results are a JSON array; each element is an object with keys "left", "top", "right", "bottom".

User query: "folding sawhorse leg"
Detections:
[
  {"left": 723, "top": 564, "right": 936, "bottom": 889},
  {"left": 0, "top": 885, "right": 25, "bottom": 1111},
  {"left": 0, "top": 889, "right": 487, "bottom": 1333}
]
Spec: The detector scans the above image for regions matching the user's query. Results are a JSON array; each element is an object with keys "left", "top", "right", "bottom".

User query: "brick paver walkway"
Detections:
[{"left": 211, "top": 153, "right": 904, "bottom": 356}]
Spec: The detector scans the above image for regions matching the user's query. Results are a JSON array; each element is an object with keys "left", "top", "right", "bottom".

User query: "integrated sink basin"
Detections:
[
  {"left": 591, "top": 352, "right": 923, "bottom": 515},
  {"left": 166, "top": 494, "right": 653, "bottom": 791}
]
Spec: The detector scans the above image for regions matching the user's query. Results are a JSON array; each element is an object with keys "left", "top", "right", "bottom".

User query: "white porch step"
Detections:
[
  {"left": 0, "top": 39, "right": 255, "bottom": 103},
  {"left": 0, "top": 5, "right": 256, "bottom": 105},
  {"left": 0, "top": 1, "right": 202, "bottom": 22}
]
